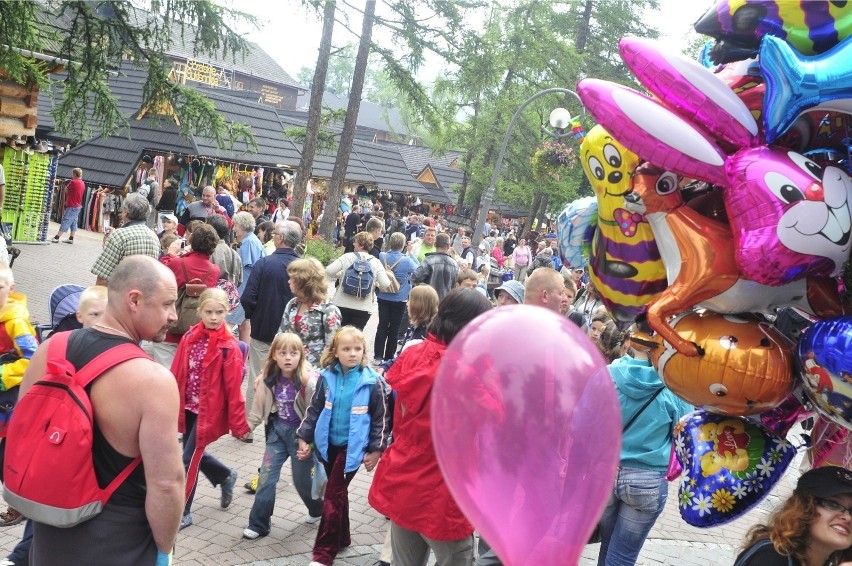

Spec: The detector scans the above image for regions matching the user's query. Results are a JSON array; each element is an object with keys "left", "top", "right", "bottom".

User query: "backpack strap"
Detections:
[
  {"left": 49, "top": 331, "right": 151, "bottom": 495},
  {"left": 74, "top": 340, "right": 152, "bottom": 390},
  {"left": 179, "top": 258, "right": 189, "bottom": 282},
  {"left": 389, "top": 256, "right": 404, "bottom": 270}
]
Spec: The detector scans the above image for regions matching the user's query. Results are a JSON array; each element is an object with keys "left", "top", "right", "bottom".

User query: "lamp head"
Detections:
[{"left": 549, "top": 107, "right": 572, "bottom": 129}]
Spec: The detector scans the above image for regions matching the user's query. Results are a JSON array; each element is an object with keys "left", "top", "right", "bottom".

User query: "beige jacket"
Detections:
[{"left": 247, "top": 368, "right": 320, "bottom": 431}]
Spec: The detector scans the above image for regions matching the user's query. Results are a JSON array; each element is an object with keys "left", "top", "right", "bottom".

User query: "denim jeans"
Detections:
[
  {"left": 247, "top": 418, "right": 323, "bottom": 534},
  {"left": 597, "top": 467, "right": 667, "bottom": 566}
]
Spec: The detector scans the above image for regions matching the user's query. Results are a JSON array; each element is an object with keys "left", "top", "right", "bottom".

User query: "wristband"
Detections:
[{"left": 156, "top": 550, "right": 173, "bottom": 566}]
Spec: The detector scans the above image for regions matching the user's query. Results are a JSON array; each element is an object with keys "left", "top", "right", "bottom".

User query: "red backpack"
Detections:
[{"left": 3, "top": 330, "right": 151, "bottom": 527}]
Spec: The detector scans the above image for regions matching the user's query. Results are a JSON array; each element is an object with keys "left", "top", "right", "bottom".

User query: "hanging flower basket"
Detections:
[{"left": 530, "top": 141, "right": 577, "bottom": 181}]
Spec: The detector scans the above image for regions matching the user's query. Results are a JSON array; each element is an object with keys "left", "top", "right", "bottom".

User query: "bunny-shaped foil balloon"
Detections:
[{"left": 577, "top": 37, "right": 852, "bottom": 287}]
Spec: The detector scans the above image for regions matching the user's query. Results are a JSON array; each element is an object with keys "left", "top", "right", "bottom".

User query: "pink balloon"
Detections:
[{"left": 432, "top": 305, "right": 621, "bottom": 565}]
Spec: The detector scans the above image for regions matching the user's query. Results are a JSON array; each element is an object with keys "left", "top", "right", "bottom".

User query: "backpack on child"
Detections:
[
  {"left": 3, "top": 331, "right": 151, "bottom": 527},
  {"left": 173, "top": 260, "right": 213, "bottom": 335},
  {"left": 381, "top": 254, "right": 404, "bottom": 294},
  {"left": 341, "top": 253, "right": 375, "bottom": 299}
]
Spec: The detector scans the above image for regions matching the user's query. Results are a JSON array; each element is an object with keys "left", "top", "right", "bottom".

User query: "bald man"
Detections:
[
  {"left": 21, "top": 256, "right": 184, "bottom": 564},
  {"left": 523, "top": 268, "right": 570, "bottom": 314}
]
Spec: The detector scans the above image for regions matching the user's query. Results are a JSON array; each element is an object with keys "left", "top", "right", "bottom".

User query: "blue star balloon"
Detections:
[
  {"left": 761, "top": 35, "right": 852, "bottom": 143},
  {"left": 555, "top": 196, "right": 597, "bottom": 269},
  {"left": 675, "top": 411, "right": 796, "bottom": 527}
]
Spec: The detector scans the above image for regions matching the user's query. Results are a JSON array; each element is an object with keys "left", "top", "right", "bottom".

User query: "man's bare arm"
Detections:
[{"left": 139, "top": 365, "right": 184, "bottom": 553}]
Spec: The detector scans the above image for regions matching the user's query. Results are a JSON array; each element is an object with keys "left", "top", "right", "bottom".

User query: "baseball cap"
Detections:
[
  {"left": 494, "top": 280, "right": 524, "bottom": 304},
  {"left": 159, "top": 213, "right": 178, "bottom": 225},
  {"left": 797, "top": 466, "right": 852, "bottom": 498}
]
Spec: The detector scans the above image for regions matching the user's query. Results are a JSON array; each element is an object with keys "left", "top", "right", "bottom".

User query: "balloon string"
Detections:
[{"left": 846, "top": 114, "right": 851, "bottom": 175}]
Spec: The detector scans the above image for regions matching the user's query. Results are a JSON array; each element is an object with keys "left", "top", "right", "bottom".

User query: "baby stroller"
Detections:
[{"left": 34, "top": 284, "right": 85, "bottom": 341}]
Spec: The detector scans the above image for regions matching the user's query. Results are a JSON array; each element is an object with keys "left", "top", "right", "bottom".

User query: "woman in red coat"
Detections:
[
  {"left": 369, "top": 288, "right": 492, "bottom": 566},
  {"left": 171, "top": 288, "right": 250, "bottom": 530}
]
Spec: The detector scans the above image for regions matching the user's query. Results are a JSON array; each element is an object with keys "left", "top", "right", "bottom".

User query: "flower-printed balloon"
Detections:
[{"left": 675, "top": 411, "right": 796, "bottom": 527}]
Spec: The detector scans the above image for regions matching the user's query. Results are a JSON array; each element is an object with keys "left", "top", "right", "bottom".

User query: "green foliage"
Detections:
[
  {"left": 0, "top": 0, "right": 258, "bottom": 146},
  {"left": 304, "top": 235, "right": 342, "bottom": 266},
  {"left": 419, "top": 0, "right": 660, "bottom": 221},
  {"left": 286, "top": 106, "right": 346, "bottom": 153}
]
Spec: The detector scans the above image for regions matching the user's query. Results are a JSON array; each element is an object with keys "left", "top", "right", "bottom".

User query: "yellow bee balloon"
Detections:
[{"left": 580, "top": 125, "right": 667, "bottom": 324}]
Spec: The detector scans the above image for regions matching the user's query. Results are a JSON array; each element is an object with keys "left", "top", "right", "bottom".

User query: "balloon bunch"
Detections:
[{"left": 557, "top": 0, "right": 852, "bottom": 528}]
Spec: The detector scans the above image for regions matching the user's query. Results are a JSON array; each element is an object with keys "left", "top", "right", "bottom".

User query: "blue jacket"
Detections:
[
  {"left": 297, "top": 363, "right": 390, "bottom": 473},
  {"left": 240, "top": 247, "right": 299, "bottom": 343},
  {"left": 609, "top": 355, "right": 692, "bottom": 471},
  {"left": 376, "top": 250, "right": 419, "bottom": 302}
]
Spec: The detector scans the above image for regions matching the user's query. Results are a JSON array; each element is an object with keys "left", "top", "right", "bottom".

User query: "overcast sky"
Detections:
[{"left": 226, "top": 0, "right": 713, "bottom": 85}]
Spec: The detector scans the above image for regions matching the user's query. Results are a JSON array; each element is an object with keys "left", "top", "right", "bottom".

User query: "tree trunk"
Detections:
[
  {"left": 291, "top": 0, "right": 336, "bottom": 227},
  {"left": 456, "top": 96, "right": 480, "bottom": 212},
  {"left": 319, "top": 0, "right": 376, "bottom": 242},
  {"left": 528, "top": 191, "right": 542, "bottom": 229},
  {"left": 471, "top": 70, "right": 515, "bottom": 246},
  {"left": 575, "top": 0, "right": 593, "bottom": 53},
  {"left": 536, "top": 194, "right": 550, "bottom": 232}
]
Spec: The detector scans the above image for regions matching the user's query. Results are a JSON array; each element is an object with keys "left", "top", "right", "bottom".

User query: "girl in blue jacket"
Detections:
[
  {"left": 597, "top": 326, "right": 692, "bottom": 566},
  {"left": 296, "top": 326, "right": 390, "bottom": 566}
]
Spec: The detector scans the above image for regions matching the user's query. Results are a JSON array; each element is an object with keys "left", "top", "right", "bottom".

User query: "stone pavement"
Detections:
[{"left": 0, "top": 222, "right": 806, "bottom": 565}]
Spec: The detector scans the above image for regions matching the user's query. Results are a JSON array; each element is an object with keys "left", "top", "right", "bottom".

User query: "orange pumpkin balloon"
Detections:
[{"left": 642, "top": 311, "right": 794, "bottom": 416}]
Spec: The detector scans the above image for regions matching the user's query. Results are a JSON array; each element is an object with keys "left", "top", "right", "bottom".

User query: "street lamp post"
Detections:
[{"left": 471, "top": 87, "right": 584, "bottom": 248}]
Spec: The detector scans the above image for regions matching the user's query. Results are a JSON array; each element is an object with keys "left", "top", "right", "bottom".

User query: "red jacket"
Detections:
[
  {"left": 171, "top": 323, "right": 249, "bottom": 448},
  {"left": 368, "top": 335, "right": 473, "bottom": 541},
  {"left": 161, "top": 251, "right": 220, "bottom": 343}
]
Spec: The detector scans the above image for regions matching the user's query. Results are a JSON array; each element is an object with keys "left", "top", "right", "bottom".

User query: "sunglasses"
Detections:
[{"left": 816, "top": 497, "right": 852, "bottom": 516}]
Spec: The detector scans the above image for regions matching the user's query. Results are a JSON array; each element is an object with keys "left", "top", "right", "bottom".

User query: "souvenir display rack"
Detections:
[{"left": 1, "top": 147, "right": 55, "bottom": 242}]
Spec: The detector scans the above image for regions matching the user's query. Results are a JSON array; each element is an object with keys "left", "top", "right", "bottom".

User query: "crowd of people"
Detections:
[{"left": 1, "top": 178, "right": 851, "bottom": 566}]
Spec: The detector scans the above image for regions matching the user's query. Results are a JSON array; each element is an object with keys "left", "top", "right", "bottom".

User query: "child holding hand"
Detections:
[
  {"left": 243, "top": 332, "right": 324, "bottom": 540},
  {"left": 297, "top": 326, "right": 390, "bottom": 566}
]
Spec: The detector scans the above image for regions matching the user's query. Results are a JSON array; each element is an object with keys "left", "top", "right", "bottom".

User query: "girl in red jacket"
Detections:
[{"left": 171, "top": 288, "right": 250, "bottom": 531}]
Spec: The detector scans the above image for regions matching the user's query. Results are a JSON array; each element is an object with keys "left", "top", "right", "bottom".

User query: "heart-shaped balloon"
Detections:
[
  {"left": 675, "top": 411, "right": 796, "bottom": 527},
  {"left": 432, "top": 305, "right": 621, "bottom": 565},
  {"left": 796, "top": 317, "right": 852, "bottom": 430}
]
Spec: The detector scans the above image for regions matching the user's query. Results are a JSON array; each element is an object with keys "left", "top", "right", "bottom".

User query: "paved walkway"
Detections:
[{"left": 0, "top": 223, "right": 806, "bottom": 565}]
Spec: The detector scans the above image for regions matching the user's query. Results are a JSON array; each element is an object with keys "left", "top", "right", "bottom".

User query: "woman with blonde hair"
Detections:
[
  {"left": 281, "top": 257, "right": 342, "bottom": 366},
  {"left": 736, "top": 466, "right": 852, "bottom": 565}
]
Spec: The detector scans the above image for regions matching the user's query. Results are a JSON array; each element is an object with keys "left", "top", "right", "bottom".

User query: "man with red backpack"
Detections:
[{"left": 10, "top": 256, "right": 185, "bottom": 564}]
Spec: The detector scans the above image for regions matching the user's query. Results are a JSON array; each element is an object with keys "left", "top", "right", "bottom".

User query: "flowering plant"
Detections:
[{"left": 530, "top": 141, "right": 577, "bottom": 181}]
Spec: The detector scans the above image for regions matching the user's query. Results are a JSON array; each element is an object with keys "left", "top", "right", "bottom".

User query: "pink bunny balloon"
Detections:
[{"left": 577, "top": 38, "right": 852, "bottom": 286}]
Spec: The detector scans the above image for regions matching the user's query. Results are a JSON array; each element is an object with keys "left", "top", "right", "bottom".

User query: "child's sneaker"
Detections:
[
  {"left": 244, "top": 475, "right": 258, "bottom": 493},
  {"left": 221, "top": 469, "right": 237, "bottom": 508},
  {"left": 242, "top": 527, "right": 263, "bottom": 540}
]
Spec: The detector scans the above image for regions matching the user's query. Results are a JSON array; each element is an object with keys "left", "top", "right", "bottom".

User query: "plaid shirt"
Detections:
[{"left": 91, "top": 221, "right": 159, "bottom": 280}]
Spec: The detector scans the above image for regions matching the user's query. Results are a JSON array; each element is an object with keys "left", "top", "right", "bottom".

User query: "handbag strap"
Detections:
[{"left": 622, "top": 387, "right": 664, "bottom": 433}]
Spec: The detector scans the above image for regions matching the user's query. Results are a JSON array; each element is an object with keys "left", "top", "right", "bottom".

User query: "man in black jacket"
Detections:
[{"left": 239, "top": 220, "right": 301, "bottom": 440}]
